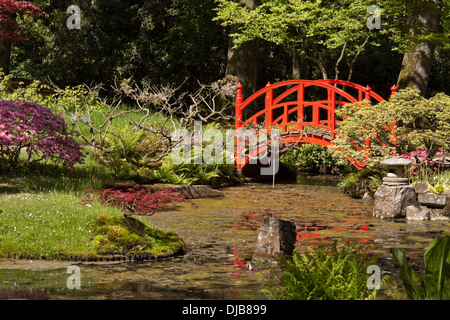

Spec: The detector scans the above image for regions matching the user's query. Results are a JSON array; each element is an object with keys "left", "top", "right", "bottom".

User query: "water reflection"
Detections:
[{"left": 0, "top": 178, "right": 448, "bottom": 300}]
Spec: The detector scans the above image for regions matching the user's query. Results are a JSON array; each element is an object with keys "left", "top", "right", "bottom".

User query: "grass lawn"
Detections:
[
  {"left": 0, "top": 192, "right": 118, "bottom": 260},
  {"left": 0, "top": 191, "right": 185, "bottom": 261},
  {"left": 0, "top": 150, "right": 186, "bottom": 261}
]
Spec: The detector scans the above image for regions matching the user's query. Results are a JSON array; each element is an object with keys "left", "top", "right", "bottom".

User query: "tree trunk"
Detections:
[
  {"left": 292, "top": 52, "right": 301, "bottom": 79},
  {"left": 226, "top": 34, "right": 259, "bottom": 95},
  {"left": 225, "top": 0, "right": 260, "bottom": 99},
  {"left": 0, "top": 39, "right": 12, "bottom": 74},
  {"left": 397, "top": 43, "right": 435, "bottom": 96},
  {"left": 397, "top": 1, "right": 442, "bottom": 96}
]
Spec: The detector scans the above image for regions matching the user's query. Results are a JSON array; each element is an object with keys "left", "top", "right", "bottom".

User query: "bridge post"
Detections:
[
  {"left": 364, "top": 85, "right": 372, "bottom": 101},
  {"left": 390, "top": 85, "right": 398, "bottom": 96},
  {"left": 235, "top": 83, "right": 243, "bottom": 131},
  {"left": 265, "top": 82, "right": 273, "bottom": 129},
  {"left": 329, "top": 89, "right": 336, "bottom": 139},
  {"left": 297, "top": 83, "right": 305, "bottom": 132}
]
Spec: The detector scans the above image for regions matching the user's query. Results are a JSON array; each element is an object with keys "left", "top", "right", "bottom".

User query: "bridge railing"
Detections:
[{"left": 236, "top": 80, "right": 388, "bottom": 138}]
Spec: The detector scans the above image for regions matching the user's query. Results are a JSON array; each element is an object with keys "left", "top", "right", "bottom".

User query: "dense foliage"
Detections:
[
  {"left": 3, "top": 0, "right": 446, "bottom": 96},
  {"left": 10, "top": 0, "right": 228, "bottom": 91},
  {"left": 216, "top": 0, "right": 380, "bottom": 81},
  {"left": 0, "top": 0, "right": 44, "bottom": 43},
  {"left": 281, "top": 144, "right": 346, "bottom": 174}
]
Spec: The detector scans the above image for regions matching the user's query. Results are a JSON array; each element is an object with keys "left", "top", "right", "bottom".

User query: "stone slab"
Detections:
[{"left": 418, "top": 193, "right": 447, "bottom": 208}]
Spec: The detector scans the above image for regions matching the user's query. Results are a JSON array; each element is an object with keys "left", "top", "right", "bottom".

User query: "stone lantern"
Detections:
[{"left": 381, "top": 156, "right": 412, "bottom": 186}]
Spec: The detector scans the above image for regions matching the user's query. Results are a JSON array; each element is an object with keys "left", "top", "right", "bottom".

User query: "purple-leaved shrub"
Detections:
[{"left": 0, "top": 100, "right": 84, "bottom": 168}]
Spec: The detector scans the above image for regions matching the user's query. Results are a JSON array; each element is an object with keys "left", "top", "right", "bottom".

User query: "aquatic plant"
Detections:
[{"left": 390, "top": 236, "right": 450, "bottom": 300}]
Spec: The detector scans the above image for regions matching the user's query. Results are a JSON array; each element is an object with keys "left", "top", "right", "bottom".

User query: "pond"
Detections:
[{"left": 0, "top": 176, "right": 449, "bottom": 300}]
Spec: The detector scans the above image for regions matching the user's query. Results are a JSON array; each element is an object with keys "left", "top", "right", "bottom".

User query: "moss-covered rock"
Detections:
[{"left": 89, "top": 214, "right": 185, "bottom": 261}]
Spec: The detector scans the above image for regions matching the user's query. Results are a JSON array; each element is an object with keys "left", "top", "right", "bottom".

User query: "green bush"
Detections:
[
  {"left": 259, "top": 241, "right": 388, "bottom": 300},
  {"left": 153, "top": 154, "right": 220, "bottom": 185},
  {"left": 330, "top": 88, "right": 450, "bottom": 167},
  {"left": 338, "top": 167, "right": 386, "bottom": 196},
  {"left": 281, "top": 144, "right": 345, "bottom": 174}
]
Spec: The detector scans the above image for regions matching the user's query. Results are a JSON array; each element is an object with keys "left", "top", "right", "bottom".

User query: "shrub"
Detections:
[
  {"left": 259, "top": 241, "right": 388, "bottom": 300},
  {"left": 338, "top": 167, "right": 386, "bottom": 197},
  {"left": 281, "top": 144, "right": 345, "bottom": 174},
  {"left": 153, "top": 155, "right": 221, "bottom": 186},
  {"left": 0, "top": 100, "right": 84, "bottom": 168},
  {"left": 84, "top": 185, "right": 188, "bottom": 216},
  {"left": 330, "top": 88, "right": 450, "bottom": 167}
]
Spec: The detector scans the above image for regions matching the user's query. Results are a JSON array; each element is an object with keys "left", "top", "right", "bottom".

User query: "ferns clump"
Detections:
[{"left": 259, "top": 241, "right": 388, "bottom": 300}]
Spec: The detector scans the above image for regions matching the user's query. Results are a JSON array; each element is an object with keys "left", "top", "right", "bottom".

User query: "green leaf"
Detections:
[
  {"left": 423, "top": 236, "right": 450, "bottom": 298},
  {"left": 390, "top": 248, "right": 426, "bottom": 300}
]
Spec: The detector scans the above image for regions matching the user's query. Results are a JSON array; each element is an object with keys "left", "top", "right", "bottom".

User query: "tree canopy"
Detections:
[{"left": 3, "top": 0, "right": 448, "bottom": 97}]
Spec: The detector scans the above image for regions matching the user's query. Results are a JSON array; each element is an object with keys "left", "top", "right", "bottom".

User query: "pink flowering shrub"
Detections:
[
  {"left": 0, "top": 100, "right": 84, "bottom": 168},
  {"left": 401, "top": 148, "right": 447, "bottom": 182}
]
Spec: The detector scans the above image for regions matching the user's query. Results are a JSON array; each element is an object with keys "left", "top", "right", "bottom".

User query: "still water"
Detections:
[{"left": 0, "top": 177, "right": 449, "bottom": 300}]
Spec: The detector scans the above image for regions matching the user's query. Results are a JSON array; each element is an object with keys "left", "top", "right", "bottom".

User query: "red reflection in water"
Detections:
[
  {"left": 294, "top": 220, "right": 374, "bottom": 246},
  {"left": 233, "top": 211, "right": 265, "bottom": 231},
  {"left": 231, "top": 247, "right": 254, "bottom": 279},
  {"left": 230, "top": 210, "right": 375, "bottom": 278}
]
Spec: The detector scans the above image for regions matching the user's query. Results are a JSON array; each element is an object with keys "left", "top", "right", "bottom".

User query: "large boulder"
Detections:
[
  {"left": 252, "top": 217, "right": 297, "bottom": 263},
  {"left": 373, "top": 184, "right": 416, "bottom": 219}
]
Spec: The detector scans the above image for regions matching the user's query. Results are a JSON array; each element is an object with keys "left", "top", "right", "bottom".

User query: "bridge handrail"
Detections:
[
  {"left": 237, "top": 80, "right": 358, "bottom": 112},
  {"left": 315, "top": 79, "right": 385, "bottom": 103},
  {"left": 235, "top": 79, "right": 388, "bottom": 131}
]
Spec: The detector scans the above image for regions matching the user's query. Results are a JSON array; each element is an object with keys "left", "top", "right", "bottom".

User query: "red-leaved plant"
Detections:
[
  {"left": 84, "top": 185, "right": 188, "bottom": 216},
  {"left": 0, "top": 100, "right": 84, "bottom": 168},
  {"left": 0, "top": 0, "right": 44, "bottom": 43}
]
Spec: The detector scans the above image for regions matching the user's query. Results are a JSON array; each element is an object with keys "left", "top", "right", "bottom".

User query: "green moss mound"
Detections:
[{"left": 90, "top": 214, "right": 186, "bottom": 261}]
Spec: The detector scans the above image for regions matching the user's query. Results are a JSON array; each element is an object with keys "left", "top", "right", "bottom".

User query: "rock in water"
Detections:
[
  {"left": 373, "top": 184, "right": 416, "bottom": 219},
  {"left": 405, "top": 203, "right": 430, "bottom": 221},
  {"left": 252, "top": 217, "right": 297, "bottom": 263}
]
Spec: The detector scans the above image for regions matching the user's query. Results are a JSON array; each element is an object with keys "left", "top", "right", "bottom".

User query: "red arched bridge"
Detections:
[{"left": 234, "top": 79, "right": 398, "bottom": 172}]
